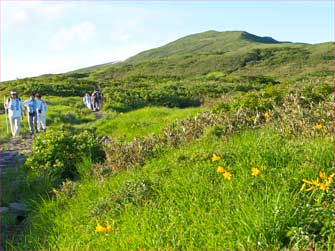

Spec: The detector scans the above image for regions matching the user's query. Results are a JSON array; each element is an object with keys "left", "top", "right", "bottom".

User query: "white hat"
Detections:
[{"left": 10, "top": 90, "right": 17, "bottom": 95}]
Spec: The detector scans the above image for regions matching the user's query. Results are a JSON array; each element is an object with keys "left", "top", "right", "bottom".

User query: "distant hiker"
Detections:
[
  {"left": 83, "top": 93, "right": 93, "bottom": 110},
  {"left": 91, "top": 90, "right": 103, "bottom": 111},
  {"left": 35, "top": 93, "right": 48, "bottom": 132},
  {"left": 23, "top": 93, "right": 38, "bottom": 135},
  {"left": 4, "top": 90, "right": 24, "bottom": 137}
]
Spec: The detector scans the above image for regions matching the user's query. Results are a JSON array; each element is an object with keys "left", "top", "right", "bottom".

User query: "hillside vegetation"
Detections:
[{"left": 0, "top": 30, "right": 333, "bottom": 250}]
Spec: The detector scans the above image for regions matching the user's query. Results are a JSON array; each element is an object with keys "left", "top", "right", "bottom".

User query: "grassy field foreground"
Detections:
[{"left": 8, "top": 124, "right": 334, "bottom": 250}]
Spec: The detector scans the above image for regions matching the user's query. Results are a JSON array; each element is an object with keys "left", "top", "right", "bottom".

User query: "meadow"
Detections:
[{"left": 0, "top": 30, "right": 333, "bottom": 250}]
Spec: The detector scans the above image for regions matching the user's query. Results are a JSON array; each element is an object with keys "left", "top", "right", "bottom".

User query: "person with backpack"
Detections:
[
  {"left": 23, "top": 93, "right": 38, "bottom": 135},
  {"left": 97, "top": 90, "right": 103, "bottom": 110},
  {"left": 91, "top": 90, "right": 103, "bottom": 111},
  {"left": 35, "top": 93, "right": 48, "bottom": 132},
  {"left": 4, "top": 90, "right": 24, "bottom": 137},
  {"left": 91, "top": 90, "right": 99, "bottom": 111}
]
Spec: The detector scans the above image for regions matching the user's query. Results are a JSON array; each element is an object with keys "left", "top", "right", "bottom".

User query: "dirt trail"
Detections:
[
  {"left": 94, "top": 111, "right": 104, "bottom": 120},
  {"left": 0, "top": 135, "right": 32, "bottom": 171}
]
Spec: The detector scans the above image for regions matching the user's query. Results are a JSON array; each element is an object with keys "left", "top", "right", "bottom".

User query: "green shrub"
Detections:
[{"left": 25, "top": 129, "right": 105, "bottom": 183}]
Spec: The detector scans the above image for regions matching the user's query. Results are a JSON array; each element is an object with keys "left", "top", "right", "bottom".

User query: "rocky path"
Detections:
[
  {"left": 0, "top": 136, "right": 32, "bottom": 170},
  {"left": 0, "top": 135, "right": 33, "bottom": 250}
]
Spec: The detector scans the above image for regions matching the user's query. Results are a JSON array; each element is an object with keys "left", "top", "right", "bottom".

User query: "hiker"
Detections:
[
  {"left": 4, "top": 90, "right": 24, "bottom": 137},
  {"left": 91, "top": 90, "right": 103, "bottom": 111},
  {"left": 97, "top": 90, "right": 103, "bottom": 110},
  {"left": 83, "top": 93, "right": 92, "bottom": 110},
  {"left": 23, "top": 93, "right": 38, "bottom": 135},
  {"left": 35, "top": 93, "right": 48, "bottom": 132}
]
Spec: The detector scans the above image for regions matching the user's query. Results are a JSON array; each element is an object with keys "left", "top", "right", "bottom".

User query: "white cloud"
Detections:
[
  {"left": 2, "top": 1, "right": 77, "bottom": 30},
  {"left": 49, "top": 21, "right": 97, "bottom": 51}
]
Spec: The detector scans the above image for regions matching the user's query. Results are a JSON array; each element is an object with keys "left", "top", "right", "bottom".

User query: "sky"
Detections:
[{"left": 1, "top": 0, "right": 333, "bottom": 81}]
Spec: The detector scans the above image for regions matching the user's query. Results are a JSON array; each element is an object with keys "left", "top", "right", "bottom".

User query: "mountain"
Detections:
[
  {"left": 125, "top": 30, "right": 286, "bottom": 64},
  {"left": 83, "top": 30, "right": 332, "bottom": 82}
]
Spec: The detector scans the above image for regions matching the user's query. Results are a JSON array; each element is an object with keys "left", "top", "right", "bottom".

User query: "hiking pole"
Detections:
[{"left": 3, "top": 96, "right": 9, "bottom": 134}]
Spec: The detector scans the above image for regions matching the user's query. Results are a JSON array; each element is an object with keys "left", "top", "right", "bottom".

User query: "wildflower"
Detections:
[
  {"left": 212, "top": 154, "right": 221, "bottom": 162},
  {"left": 223, "top": 171, "right": 232, "bottom": 180},
  {"left": 96, "top": 223, "right": 107, "bottom": 232},
  {"left": 301, "top": 179, "right": 319, "bottom": 192},
  {"left": 300, "top": 182, "right": 316, "bottom": 192},
  {"left": 300, "top": 183, "right": 306, "bottom": 192},
  {"left": 314, "top": 123, "right": 323, "bottom": 130},
  {"left": 319, "top": 171, "right": 327, "bottom": 180},
  {"left": 318, "top": 183, "right": 328, "bottom": 191},
  {"left": 327, "top": 173, "right": 334, "bottom": 184},
  {"left": 106, "top": 224, "right": 113, "bottom": 232},
  {"left": 217, "top": 166, "right": 226, "bottom": 173},
  {"left": 264, "top": 112, "right": 271, "bottom": 119},
  {"left": 251, "top": 167, "right": 261, "bottom": 177},
  {"left": 302, "top": 179, "right": 319, "bottom": 186}
]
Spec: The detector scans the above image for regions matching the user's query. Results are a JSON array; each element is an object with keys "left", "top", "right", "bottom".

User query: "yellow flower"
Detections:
[
  {"left": 223, "top": 171, "right": 232, "bottom": 180},
  {"left": 303, "top": 186, "right": 316, "bottom": 192},
  {"left": 318, "top": 183, "right": 328, "bottom": 191},
  {"left": 251, "top": 167, "right": 261, "bottom": 177},
  {"left": 301, "top": 179, "right": 318, "bottom": 192},
  {"left": 96, "top": 223, "right": 107, "bottom": 232},
  {"left": 327, "top": 173, "right": 335, "bottom": 184},
  {"left": 264, "top": 112, "right": 271, "bottom": 119},
  {"left": 319, "top": 171, "right": 327, "bottom": 180},
  {"left": 302, "top": 179, "right": 319, "bottom": 186},
  {"left": 106, "top": 224, "right": 113, "bottom": 232},
  {"left": 300, "top": 183, "right": 306, "bottom": 192},
  {"left": 217, "top": 166, "right": 226, "bottom": 173},
  {"left": 314, "top": 123, "right": 323, "bottom": 130},
  {"left": 212, "top": 154, "right": 221, "bottom": 162}
]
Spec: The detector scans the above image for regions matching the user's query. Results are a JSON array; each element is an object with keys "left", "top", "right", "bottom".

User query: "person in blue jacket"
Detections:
[{"left": 23, "top": 93, "right": 38, "bottom": 135}]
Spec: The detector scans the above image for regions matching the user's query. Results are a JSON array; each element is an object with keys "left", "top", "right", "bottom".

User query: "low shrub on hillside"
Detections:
[
  {"left": 25, "top": 129, "right": 105, "bottom": 184},
  {"left": 102, "top": 89, "right": 333, "bottom": 176}
]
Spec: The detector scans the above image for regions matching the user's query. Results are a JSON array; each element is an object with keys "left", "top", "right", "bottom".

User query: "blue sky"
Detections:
[{"left": 1, "top": 0, "right": 333, "bottom": 81}]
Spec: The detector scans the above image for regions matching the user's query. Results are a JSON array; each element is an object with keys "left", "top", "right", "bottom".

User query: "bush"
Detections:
[{"left": 25, "top": 129, "right": 105, "bottom": 183}]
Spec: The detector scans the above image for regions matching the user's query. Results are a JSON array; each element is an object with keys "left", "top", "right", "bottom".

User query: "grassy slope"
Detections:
[
  {"left": 1, "top": 30, "right": 333, "bottom": 250},
  {"left": 10, "top": 125, "right": 333, "bottom": 250},
  {"left": 86, "top": 31, "right": 332, "bottom": 82}
]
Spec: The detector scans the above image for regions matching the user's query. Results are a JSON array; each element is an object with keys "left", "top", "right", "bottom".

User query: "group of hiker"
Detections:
[
  {"left": 3, "top": 89, "right": 103, "bottom": 138},
  {"left": 83, "top": 90, "right": 103, "bottom": 112},
  {"left": 4, "top": 91, "right": 48, "bottom": 137}
]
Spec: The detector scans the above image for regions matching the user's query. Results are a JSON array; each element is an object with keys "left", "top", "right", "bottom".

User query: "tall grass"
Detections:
[{"left": 8, "top": 127, "right": 334, "bottom": 250}]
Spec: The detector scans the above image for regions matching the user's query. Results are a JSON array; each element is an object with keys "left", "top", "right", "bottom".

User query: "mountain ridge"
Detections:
[{"left": 124, "top": 30, "right": 289, "bottom": 64}]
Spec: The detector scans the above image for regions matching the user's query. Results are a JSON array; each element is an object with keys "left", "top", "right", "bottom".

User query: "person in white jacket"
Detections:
[
  {"left": 35, "top": 93, "right": 48, "bottom": 132},
  {"left": 4, "top": 90, "right": 24, "bottom": 137},
  {"left": 83, "top": 93, "right": 92, "bottom": 110}
]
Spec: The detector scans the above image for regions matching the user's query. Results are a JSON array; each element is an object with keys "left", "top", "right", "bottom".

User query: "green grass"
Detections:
[
  {"left": 46, "top": 96, "right": 96, "bottom": 127},
  {"left": 0, "top": 29, "right": 333, "bottom": 250},
  {"left": 8, "top": 126, "right": 334, "bottom": 250},
  {"left": 88, "top": 106, "right": 205, "bottom": 141}
]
